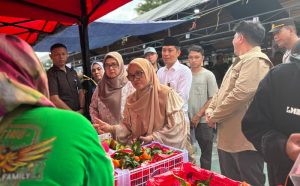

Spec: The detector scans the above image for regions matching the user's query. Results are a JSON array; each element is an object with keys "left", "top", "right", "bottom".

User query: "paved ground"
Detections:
[
  {"left": 192, "top": 133, "right": 270, "bottom": 185},
  {"left": 192, "top": 138, "right": 220, "bottom": 172}
]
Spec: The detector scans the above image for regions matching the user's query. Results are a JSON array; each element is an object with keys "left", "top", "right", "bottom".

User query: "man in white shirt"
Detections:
[
  {"left": 269, "top": 17, "right": 299, "bottom": 63},
  {"left": 157, "top": 37, "right": 192, "bottom": 113},
  {"left": 157, "top": 36, "right": 194, "bottom": 162}
]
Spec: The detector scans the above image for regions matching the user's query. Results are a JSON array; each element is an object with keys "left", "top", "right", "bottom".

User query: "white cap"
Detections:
[{"left": 144, "top": 47, "right": 157, "bottom": 55}]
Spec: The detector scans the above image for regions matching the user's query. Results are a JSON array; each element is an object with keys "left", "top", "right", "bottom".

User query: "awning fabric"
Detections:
[
  {"left": 0, "top": 0, "right": 131, "bottom": 44},
  {"left": 34, "top": 19, "right": 185, "bottom": 52}
]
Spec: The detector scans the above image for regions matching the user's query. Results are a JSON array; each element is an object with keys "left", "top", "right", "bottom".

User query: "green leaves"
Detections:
[
  {"left": 172, "top": 173, "right": 213, "bottom": 186},
  {"left": 195, "top": 174, "right": 213, "bottom": 186},
  {"left": 135, "top": 0, "right": 172, "bottom": 15},
  {"left": 150, "top": 146, "right": 163, "bottom": 156},
  {"left": 131, "top": 139, "right": 143, "bottom": 156},
  {"left": 123, "top": 155, "right": 140, "bottom": 169},
  {"left": 172, "top": 173, "right": 190, "bottom": 186}
]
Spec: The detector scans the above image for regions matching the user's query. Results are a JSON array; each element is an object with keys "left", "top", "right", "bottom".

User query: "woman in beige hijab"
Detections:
[
  {"left": 89, "top": 52, "right": 134, "bottom": 126},
  {"left": 96, "top": 58, "right": 189, "bottom": 150}
]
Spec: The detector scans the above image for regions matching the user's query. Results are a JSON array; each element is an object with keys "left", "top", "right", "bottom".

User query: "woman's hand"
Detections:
[
  {"left": 93, "top": 118, "right": 113, "bottom": 134},
  {"left": 139, "top": 135, "right": 153, "bottom": 144}
]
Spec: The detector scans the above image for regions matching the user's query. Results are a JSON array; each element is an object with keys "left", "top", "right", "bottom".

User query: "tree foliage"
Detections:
[{"left": 135, "top": 0, "right": 172, "bottom": 15}]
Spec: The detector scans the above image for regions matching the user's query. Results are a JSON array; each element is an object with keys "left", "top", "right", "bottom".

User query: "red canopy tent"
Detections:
[
  {"left": 0, "top": 0, "right": 131, "bottom": 75},
  {"left": 0, "top": 16, "right": 64, "bottom": 45}
]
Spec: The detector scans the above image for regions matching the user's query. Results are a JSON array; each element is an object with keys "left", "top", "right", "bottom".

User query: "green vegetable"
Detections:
[
  {"left": 151, "top": 146, "right": 162, "bottom": 155},
  {"left": 172, "top": 173, "right": 190, "bottom": 186},
  {"left": 113, "top": 151, "right": 128, "bottom": 159},
  {"left": 131, "top": 139, "right": 143, "bottom": 156},
  {"left": 123, "top": 156, "right": 139, "bottom": 169},
  {"left": 195, "top": 174, "right": 212, "bottom": 186}
]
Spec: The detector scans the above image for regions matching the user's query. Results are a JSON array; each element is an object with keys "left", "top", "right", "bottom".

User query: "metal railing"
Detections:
[{"left": 70, "top": 3, "right": 300, "bottom": 67}]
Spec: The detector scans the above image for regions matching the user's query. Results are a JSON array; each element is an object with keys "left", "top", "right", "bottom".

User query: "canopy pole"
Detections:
[
  {"left": 79, "top": 0, "right": 92, "bottom": 120},
  {"left": 79, "top": 0, "right": 91, "bottom": 77},
  {"left": 79, "top": 25, "right": 90, "bottom": 76}
]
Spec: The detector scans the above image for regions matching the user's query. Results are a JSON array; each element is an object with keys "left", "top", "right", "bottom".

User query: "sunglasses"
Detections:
[{"left": 127, "top": 71, "right": 144, "bottom": 81}]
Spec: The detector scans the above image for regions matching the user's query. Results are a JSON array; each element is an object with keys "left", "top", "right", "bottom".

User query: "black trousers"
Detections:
[
  {"left": 218, "top": 149, "right": 265, "bottom": 186},
  {"left": 194, "top": 123, "right": 214, "bottom": 170}
]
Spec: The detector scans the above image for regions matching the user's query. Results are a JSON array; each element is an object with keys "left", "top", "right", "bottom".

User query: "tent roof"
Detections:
[
  {"left": 133, "top": 0, "right": 208, "bottom": 21},
  {"left": 0, "top": 16, "right": 63, "bottom": 44},
  {"left": 34, "top": 19, "right": 185, "bottom": 52},
  {"left": 0, "top": 0, "right": 131, "bottom": 24},
  {"left": 0, "top": 0, "right": 131, "bottom": 44}
]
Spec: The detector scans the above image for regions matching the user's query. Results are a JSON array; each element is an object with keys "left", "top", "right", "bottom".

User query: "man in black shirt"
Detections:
[
  {"left": 242, "top": 40, "right": 300, "bottom": 186},
  {"left": 47, "top": 43, "right": 84, "bottom": 113}
]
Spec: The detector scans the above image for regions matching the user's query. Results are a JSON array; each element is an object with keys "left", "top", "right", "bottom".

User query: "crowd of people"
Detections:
[{"left": 0, "top": 17, "right": 299, "bottom": 186}]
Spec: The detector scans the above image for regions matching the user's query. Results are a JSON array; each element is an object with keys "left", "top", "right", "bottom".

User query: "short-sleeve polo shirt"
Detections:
[{"left": 47, "top": 65, "right": 81, "bottom": 111}]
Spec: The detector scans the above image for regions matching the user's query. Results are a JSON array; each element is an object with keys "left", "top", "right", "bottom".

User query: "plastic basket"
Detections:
[{"left": 114, "top": 142, "right": 188, "bottom": 186}]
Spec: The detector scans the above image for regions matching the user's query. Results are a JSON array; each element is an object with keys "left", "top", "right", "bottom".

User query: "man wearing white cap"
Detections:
[{"left": 144, "top": 47, "right": 160, "bottom": 72}]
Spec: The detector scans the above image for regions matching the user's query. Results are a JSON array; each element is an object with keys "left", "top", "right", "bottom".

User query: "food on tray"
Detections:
[
  {"left": 111, "top": 140, "right": 178, "bottom": 169},
  {"left": 100, "top": 137, "right": 125, "bottom": 151}
]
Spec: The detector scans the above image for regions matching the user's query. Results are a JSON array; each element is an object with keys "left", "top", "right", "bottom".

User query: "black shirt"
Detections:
[
  {"left": 47, "top": 65, "right": 82, "bottom": 111},
  {"left": 242, "top": 62, "right": 300, "bottom": 186}
]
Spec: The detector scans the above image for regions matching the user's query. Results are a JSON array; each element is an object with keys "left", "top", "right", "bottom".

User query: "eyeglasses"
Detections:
[
  {"left": 127, "top": 71, "right": 144, "bottom": 81},
  {"left": 104, "top": 63, "right": 119, "bottom": 69}
]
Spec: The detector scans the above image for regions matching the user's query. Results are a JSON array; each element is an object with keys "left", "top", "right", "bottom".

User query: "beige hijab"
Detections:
[
  {"left": 98, "top": 52, "right": 128, "bottom": 123},
  {"left": 124, "top": 58, "right": 170, "bottom": 138}
]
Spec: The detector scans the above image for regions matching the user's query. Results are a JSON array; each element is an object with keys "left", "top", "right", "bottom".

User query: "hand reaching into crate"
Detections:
[{"left": 94, "top": 118, "right": 114, "bottom": 134}]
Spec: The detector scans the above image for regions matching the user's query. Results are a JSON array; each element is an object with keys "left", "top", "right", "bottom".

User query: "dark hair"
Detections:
[
  {"left": 175, "top": 46, "right": 181, "bottom": 51},
  {"left": 216, "top": 54, "right": 223, "bottom": 60},
  {"left": 234, "top": 21, "right": 265, "bottom": 46},
  {"left": 50, "top": 43, "right": 67, "bottom": 52},
  {"left": 188, "top": 45, "right": 204, "bottom": 55}
]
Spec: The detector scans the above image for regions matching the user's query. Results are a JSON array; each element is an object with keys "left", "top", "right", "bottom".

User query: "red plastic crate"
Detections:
[
  {"left": 146, "top": 162, "right": 248, "bottom": 186},
  {"left": 114, "top": 142, "right": 188, "bottom": 186}
]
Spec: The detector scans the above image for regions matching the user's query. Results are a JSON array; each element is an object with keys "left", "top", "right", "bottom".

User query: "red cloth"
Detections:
[{"left": 147, "top": 162, "right": 245, "bottom": 186}]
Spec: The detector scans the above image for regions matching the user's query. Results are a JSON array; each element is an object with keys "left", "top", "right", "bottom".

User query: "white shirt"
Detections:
[
  {"left": 282, "top": 50, "right": 291, "bottom": 64},
  {"left": 157, "top": 60, "right": 192, "bottom": 112}
]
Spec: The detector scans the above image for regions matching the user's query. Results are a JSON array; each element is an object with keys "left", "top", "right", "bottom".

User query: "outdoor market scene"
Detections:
[{"left": 1, "top": 0, "right": 300, "bottom": 186}]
